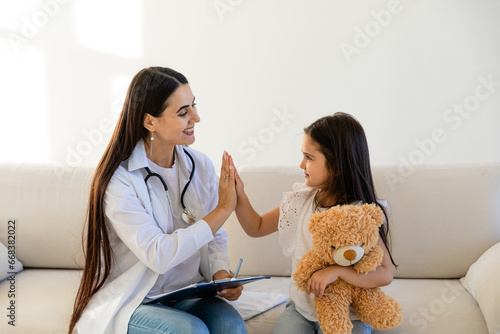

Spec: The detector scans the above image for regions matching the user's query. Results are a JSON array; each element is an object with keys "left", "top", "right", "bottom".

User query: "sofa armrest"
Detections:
[
  {"left": 460, "top": 242, "right": 500, "bottom": 334},
  {"left": 1, "top": 242, "right": 24, "bottom": 281}
]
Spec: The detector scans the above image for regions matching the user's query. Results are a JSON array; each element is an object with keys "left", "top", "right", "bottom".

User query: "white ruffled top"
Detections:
[{"left": 278, "top": 182, "right": 390, "bottom": 322}]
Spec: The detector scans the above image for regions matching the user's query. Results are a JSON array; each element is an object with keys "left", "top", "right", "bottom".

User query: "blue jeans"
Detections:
[
  {"left": 271, "top": 300, "right": 373, "bottom": 334},
  {"left": 128, "top": 297, "right": 246, "bottom": 334}
]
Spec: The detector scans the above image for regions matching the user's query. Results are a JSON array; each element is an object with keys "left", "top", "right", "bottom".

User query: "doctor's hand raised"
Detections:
[{"left": 202, "top": 151, "right": 237, "bottom": 235}]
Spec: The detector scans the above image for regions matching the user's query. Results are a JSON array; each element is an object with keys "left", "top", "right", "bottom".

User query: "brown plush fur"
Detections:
[{"left": 293, "top": 204, "right": 402, "bottom": 334}]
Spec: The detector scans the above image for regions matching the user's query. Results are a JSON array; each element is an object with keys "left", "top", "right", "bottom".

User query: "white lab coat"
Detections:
[{"left": 76, "top": 140, "right": 230, "bottom": 334}]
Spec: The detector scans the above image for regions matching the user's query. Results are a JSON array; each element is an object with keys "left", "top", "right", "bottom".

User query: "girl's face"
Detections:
[
  {"left": 152, "top": 84, "right": 200, "bottom": 147},
  {"left": 299, "top": 134, "right": 330, "bottom": 189}
]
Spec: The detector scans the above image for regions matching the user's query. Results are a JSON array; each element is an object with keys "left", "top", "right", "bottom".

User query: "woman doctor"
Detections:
[{"left": 68, "top": 67, "right": 246, "bottom": 334}]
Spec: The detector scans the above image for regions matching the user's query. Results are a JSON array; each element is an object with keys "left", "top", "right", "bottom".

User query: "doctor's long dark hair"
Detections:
[
  {"left": 304, "top": 112, "right": 397, "bottom": 267},
  {"left": 68, "top": 67, "right": 188, "bottom": 333}
]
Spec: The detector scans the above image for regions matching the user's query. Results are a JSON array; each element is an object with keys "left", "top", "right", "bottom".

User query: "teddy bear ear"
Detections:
[{"left": 363, "top": 204, "right": 384, "bottom": 227}]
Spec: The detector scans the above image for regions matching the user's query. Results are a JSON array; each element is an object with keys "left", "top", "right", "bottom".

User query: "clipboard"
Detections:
[{"left": 144, "top": 276, "right": 271, "bottom": 304}]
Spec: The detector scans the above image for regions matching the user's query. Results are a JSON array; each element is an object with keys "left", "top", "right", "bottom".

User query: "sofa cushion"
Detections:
[
  {"left": 226, "top": 164, "right": 500, "bottom": 279},
  {"left": 0, "top": 272, "right": 487, "bottom": 334},
  {"left": 238, "top": 276, "right": 489, "bottom": 334},
  {"left": 242, "top": 276, "right": 290, "bottom": 334},
  {"left": 375, "top": 279, "right": 488, "bottom": 334},
  {"left": 0, "top": 269, "right": 82, "bottom": 333},
  {"left": 380, "top": 279, "right": 488, "bottom": 334},
  {"left": 0, "top": 163, "right": 92, "bottom": 269},
  {"left": 460, "top": 242, "right": 500, "bottom": 334},
  {"left": 372, "top": 164, "right": 500, "bottom": 278}
]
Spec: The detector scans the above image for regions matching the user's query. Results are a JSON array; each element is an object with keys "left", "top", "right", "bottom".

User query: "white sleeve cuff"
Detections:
[
  {"left": 211, "top": 261, "right": 230, "bottom": 277},
  {"left": 191, "top": 219, "right": 214, "bottom": 250}
]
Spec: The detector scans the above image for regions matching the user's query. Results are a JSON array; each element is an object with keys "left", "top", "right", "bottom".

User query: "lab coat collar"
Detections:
[
  {"left": 126, "top": 139, "right": 149, "bottom": 172},
  {"left": 126, "top": 139, "right": 194, "bottom": 179}
]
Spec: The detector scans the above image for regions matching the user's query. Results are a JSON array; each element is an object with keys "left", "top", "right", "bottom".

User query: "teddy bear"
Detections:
[{"left": 293, "top": 203, "right": 402, "bottom": 334}]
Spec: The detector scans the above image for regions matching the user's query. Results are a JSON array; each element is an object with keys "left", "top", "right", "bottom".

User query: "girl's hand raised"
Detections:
[{"left": 228, "top": 156, "right": 245, "bottom": 198}]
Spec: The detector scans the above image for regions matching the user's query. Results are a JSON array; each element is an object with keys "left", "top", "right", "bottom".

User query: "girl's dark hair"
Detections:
[
  {"left": 304, "top": 112, "right": 397, "bottom": 267},
  {"left": 68, "top": 67, "right": 188, "bottom": 334}
]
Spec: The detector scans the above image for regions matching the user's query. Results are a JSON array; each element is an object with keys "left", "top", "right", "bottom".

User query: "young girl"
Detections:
[{"left": 231, "top": 112, "right": 396, "bottom": 334}]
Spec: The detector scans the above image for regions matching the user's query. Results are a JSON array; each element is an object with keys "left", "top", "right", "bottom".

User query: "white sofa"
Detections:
[{"left": 1, "top": 162, "right": 499, "bottom": 334}]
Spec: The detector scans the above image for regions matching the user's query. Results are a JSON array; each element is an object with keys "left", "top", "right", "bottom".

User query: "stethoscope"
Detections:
[{"left": 144, "top": 148, "right": 197, "bottom": 224}]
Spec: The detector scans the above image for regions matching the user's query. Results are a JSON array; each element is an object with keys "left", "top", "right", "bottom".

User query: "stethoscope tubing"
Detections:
[
  {"left": 144, "top": 148, "right": 196, "bottom": 219},
  {"left": 180, "top": 150, "right": 195, "bottom": 210}
]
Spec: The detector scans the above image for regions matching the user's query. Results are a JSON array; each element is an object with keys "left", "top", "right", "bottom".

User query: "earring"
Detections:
[{"left": 150, "top": 132, "right": 154, "bottom": 156}]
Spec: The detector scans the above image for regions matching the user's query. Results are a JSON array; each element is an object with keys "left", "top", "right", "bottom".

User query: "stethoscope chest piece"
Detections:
[{"left": 182, "top": 209, "right": 196, "bottom": 224}]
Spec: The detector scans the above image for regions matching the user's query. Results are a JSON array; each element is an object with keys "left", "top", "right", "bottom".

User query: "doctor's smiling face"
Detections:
[{"left": 144, "top": 84, "right": 200, "bottom": 164}]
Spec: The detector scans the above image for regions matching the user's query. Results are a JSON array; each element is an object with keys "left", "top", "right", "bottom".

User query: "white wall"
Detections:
[{"left": 1, "top": 0, "right": 499, "bottom": 174}]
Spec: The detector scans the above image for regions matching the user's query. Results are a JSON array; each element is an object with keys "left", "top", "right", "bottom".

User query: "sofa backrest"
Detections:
[
  {"left": 0, "top": 163, "right": 93, "bottom": 269},
  {"left": 1, "top": 162, "right": 499, "bottom": 279},
  {"left": 225, "top": 163, "right": 500, "bottom": 279}
]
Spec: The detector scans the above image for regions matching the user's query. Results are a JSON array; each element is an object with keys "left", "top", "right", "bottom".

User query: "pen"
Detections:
[{"left": 232, "top": 258, "right": 243, "bottom": 280}]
